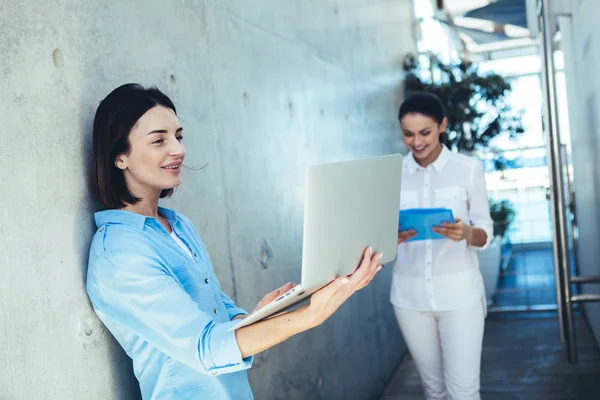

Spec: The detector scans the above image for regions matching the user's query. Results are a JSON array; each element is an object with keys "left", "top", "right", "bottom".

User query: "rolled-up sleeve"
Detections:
[
  {"left": 87, "top": 251, "right": 252, "bottom": 376},
  {"left": 468, "top": 160, "right": 494, "bottom": 250},
  {"left": 219, "top": 291, "right": 248, "bottom": 320}
]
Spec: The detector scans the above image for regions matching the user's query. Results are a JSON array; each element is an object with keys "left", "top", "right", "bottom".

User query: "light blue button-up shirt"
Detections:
[{"left": 86, "top": 207, "right": 254, "bottom": 400}]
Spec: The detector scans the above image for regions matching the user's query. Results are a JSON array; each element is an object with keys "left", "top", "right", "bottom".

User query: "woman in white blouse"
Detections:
[{"left": 392, "top": 92, "right": 493, "bottom": 400}]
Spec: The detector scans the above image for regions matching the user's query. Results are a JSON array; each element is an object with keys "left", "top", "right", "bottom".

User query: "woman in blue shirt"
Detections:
[{"left": 86, "top": 83, "right": 384, "bottom": 400}]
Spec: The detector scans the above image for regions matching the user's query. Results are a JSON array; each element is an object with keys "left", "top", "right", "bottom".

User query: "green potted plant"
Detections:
[
  {"left": 477, "top": 199, "right": 516, "bottom": 305},
  {"left": 489, "top": 199, "right": 516, "bottom": 240}
]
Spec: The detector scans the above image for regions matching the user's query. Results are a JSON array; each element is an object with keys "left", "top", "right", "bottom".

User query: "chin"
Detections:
[
  {"left": 162, "top": 180, "right": 181, "bottom": 190},
  {"left": 412, "top": 152, "right": 428, "bottom": 161}
]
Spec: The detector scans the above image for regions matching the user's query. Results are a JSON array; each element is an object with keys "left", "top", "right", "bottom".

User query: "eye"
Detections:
[
  {"left": 421, "top": 131, "right": 431, "bottom": 136},
  {"left": 403, "top": 131, "right": 413, "bottom": 137},
  {"left": 152, "top": 138, "right": 164, "bottom": 145},
  {"left": 176, "top": 135, "right": 184, "bottom": 142}
]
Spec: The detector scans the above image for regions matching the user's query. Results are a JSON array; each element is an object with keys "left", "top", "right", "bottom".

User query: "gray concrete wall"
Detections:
[
  {"left": 0, "top": 1, "right": 414, "bottom": 399},
  {"left": 555, "top": 0, "right": 600, "bottom": 347}
]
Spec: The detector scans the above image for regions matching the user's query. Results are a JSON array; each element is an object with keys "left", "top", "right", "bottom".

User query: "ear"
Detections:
[
  {"left": 439, "top": 117, "right": 448, "bottom": 133},
  {"left": 114, "top": 154, "right": 127, "bottom": 170}
]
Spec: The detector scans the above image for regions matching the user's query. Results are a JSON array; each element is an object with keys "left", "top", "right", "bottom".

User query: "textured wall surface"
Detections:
[
  {"left": 0, "top": 1, "right": 414, "bottom": 399},
  {"left": 555, "top": 0, "right": 600, "bottom": 348}
]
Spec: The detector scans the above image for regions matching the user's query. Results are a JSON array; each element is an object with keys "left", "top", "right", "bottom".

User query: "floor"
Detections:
[
  {"left": 380, "top": 312, "right": 600, "bottom": 400},
  {"left": 380, "top": 247, "right": 600, "bottom": 399},
  {"left": 492, "top": 247, "right": 558, "bottom": 308}
]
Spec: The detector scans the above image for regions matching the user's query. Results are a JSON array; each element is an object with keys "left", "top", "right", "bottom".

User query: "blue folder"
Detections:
[{"left": 399, "top": 208, "right": 455, "bottom": 242}]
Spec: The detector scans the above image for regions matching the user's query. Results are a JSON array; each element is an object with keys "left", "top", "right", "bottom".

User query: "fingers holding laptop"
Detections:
[
  {"left": 306, "top": 246, "right": 383, "bottom": 327},
  {"left": 252, "top": 282, "right": 297, "bottom": 313},
  {"left": 353, "top": 246, "right": 384, "bottom": 290}
]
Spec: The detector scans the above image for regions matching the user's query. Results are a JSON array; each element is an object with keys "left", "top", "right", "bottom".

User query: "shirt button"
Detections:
[
  {"left": 99, "top": 227, "right": 104, "bottom": 232},
  {"left": 211, "top": 371, "right": 217, "bottom": 376},
  {"left": 213, "top": 309, "right": 218, "bottom": 314},
  {"left": 205, "top": 278, "right": 210, "bottom": 284},
  {"left": 193, "top": 252, "right": 197, "bottom": 257}
]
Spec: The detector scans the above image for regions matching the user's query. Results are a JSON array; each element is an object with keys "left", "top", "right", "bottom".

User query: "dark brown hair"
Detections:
[{"left": 92, "top": 83, "right": 177, "bottom": 209}]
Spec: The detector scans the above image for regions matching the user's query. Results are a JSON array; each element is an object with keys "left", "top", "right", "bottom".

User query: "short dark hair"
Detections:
[
  {"left": 398, "top": 92, "right": 447, "bottom": 144},
  {"left": 92, "top": 83, "right": 177, "bottom": 209}
]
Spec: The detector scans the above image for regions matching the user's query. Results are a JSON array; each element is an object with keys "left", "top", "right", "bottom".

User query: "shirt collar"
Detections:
[
  {"left": 406, "top": 145, "right": 450, "bottom": 174},
  {"left": 431, "top": 145, "right": 450, "bottom": 171},
  {"left": 94, "top": 206, "right": 178, "bottom": 229}
]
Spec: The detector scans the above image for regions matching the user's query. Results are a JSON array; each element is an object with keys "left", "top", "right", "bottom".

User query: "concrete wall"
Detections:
[
  {"left": 555, "top": 0, "right": 600, "bottom": 347},
  {"left": 0, "top": 1, "right": 414, "bottom": 399}
]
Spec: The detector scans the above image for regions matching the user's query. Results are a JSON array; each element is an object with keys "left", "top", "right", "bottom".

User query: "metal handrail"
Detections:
[
  {"left": 539, "top": 0, "right": 577, "bottom": 363},
  {"left": 571, "top": 294, "right": 600, "bottom": 303},
  {"left": 571, "top": 276, "right": 600, "bottom": 284},
  {"left": 539, "top": 0, "right": 600, "bottom": 365}
]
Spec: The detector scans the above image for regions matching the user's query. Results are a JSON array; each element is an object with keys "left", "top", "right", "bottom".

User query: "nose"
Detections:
[{"left": 168, "top": 136, "right": 185, "bottom": 158}]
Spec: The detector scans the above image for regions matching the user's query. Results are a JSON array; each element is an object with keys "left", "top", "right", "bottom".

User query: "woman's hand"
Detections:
[
  {"left": 252, "top": 282, "right": 297, "bottom": 313},
  {"left": 303, "top": 246, "right": 383, "bottom": 328},
  {"left": 432, "top": 218, "right": 473, "bottom": 242},
  {"left": 234, "top": 248, "right": 382, "bottom": 358},
  {"left": 398, "top": 228, "right": 417, "bottom": 245}
]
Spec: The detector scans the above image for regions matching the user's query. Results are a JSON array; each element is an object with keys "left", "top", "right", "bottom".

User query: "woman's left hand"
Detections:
[{"left": 432, "top": 218, "right": 473, "bottom": 242}]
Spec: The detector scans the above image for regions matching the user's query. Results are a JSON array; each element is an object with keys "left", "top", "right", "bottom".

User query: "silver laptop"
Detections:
[{"left": 231, "top": 153, "right": 403, "bottom": 330}]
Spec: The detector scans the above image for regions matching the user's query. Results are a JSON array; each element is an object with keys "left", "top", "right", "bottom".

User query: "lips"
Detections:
[
  {"left": 161, "top": 161, "right": 182, "bottom": 173},
  {"left": 161, "top": 160, "right": 182, "bottom": 169}
]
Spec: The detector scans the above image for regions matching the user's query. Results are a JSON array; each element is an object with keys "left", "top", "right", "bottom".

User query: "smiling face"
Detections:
[
  {"left": 400, "top": 112, "right": 447, "bottom": 167},
  {"left": 114, "top": 105, "right": 185, "bottom": 200}
]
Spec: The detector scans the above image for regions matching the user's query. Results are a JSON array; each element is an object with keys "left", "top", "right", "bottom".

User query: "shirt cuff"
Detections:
[
  {"left": 471, "top": 224, "right": 494, "bottom": 251},
  {"left": 226, "top": 306, "right": 249, "bottom": 320},
  {"left": 206, "top": 320, "right": 253, "bottom": 376}
]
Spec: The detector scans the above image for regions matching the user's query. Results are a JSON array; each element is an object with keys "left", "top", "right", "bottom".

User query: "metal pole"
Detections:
[
  {"left": 571, "top": 294, "right": 600, "bottom": 303},
  {"left": 538, "top": 1, "right": 565, "bottom": 344},
  {"left": 539, "top": 0, "right": 578, "bottom": 364},
  {"left": 571, "top": 276, "right": 600, "bottom": 284}
]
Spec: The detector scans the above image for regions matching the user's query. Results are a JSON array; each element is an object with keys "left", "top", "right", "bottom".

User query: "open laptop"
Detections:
[{"left": 231, "top": 153, "right": 403, "bottom": 330}]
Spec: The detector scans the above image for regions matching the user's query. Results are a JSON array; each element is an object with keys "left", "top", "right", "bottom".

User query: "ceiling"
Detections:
[{"left": 432, "top": 0, "right": 538, "bottom": 60}]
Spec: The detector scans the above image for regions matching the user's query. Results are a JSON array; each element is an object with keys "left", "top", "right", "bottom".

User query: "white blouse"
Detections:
[
  {"left": 391, "top": 146, "right": 494, "bottom": 311},
  {"left": 170, "top": 229, "right": 195, "bottom": 261}
]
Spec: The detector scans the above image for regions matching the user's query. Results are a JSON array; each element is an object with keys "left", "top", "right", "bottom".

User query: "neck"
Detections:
[
  {"left": 415, "top": 143, "right": 443, "bottom": 168},
  {"left": 121, "top": 182, "right": 162, "bottom": 218},
  {"left": 122, "top": 196, "right": 161, "bottom": 218}
]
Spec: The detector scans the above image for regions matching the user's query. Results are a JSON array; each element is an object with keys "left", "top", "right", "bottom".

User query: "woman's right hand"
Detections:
[
  {"left": 397, "top": 228, "right": 417, "bottom": 245},
  {"left": 303, "top": 246, "right": 383, "bottom": 328}
]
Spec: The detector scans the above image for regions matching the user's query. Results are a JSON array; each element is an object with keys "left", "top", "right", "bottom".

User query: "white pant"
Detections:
[{"left": 394, "top": 300, "right": 485, "bottom": 400}]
